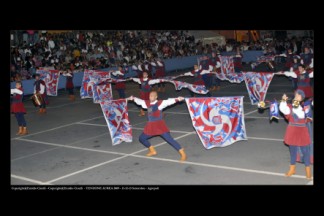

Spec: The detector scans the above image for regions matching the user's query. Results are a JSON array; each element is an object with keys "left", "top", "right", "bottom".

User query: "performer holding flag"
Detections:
[
  {"left": 132, "top": 71, "right": 161, "bottom": 116},
  {"left": 112, "top": 66, "right": 126, "bottom": 99},
  {"left": 183, "top": 64, "right": 212, "bottom": 97},
  {"left": 127, "top": 91, "right": 187, "bottom": 161}
]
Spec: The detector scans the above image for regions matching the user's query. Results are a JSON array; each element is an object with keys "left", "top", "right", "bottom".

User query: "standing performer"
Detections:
[
  {"left": 154, "top": 60, "right": 166, "bottom": 92},
  {"left": 62, "top": 69, "right": 75, "bottom": 101},
  {"left": 279, "top": 90, "right": 312, "bottom": 180},
  {"left": 183, "top": 64, "right": 212, "bottom": 97},
  {"left": 132, "top": 71, "right": 161, "bottom": 116},
  {"left": 127, "top": 91, "right": 187, "bottom": 161},
  {"left": 233, "top": 47, "right": 243, "bottom": 73},
  {"left": 284, "top": 64, "right": 313, "bottom": 99},
  {"left": 112, "top": 66, "right": 126, "bottom": 99},
  {"left": 33, "top": 74, "right": 48, "bottom": 113},
  {"left": 11, "top": 81, "right": 28, "bottom": 135}
]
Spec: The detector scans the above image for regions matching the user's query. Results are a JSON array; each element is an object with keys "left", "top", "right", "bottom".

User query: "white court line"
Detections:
[
  {"left": 75, "top": 122, "right": 194, "bottom": 134},
  {"left": 17, "top": 133, "right": 308, "bottom": 184},
  {"left": 248, "top": 136, "right": 283, "bottom": 142},
  {"left": 245, "top": 116, "right": 284, "bottom": 120},
  {"left": 11, "top": 116, "right": 103, "bottom": 140},
  {"left": 11, "top": 132, "right": 110, "bottom": 162},
  {"left": 245, "top": 109, "right": 259, "bottom": 116},
  {"left": 129, "top": 154, "right": 307, "bottom": 179},
  {"left": 24, "top": 100, "right": 87, "bottom": 113},
  {"left": 44, "top": 132, "right": 194, "bottom": 184},
  {"left": 11, "top": 174, "right": 51, "bottom": 185},
  {"left": 132, "top": 127, "right": 193, "bottom": 134}
]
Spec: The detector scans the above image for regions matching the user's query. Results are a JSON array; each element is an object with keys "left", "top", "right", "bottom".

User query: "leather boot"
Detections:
[
  {"left": 285, "top": 165, "right": 296, "bottom": 177},
  {"left": 146, "top": 146, "right": 157, "bottom": 157},
  {"left": 16, "top": 126, "right": 23, "bottom": 135},
  {"left": 179, "top": 148, "right": 187, "bottom": 161},
  {"left": 305, "top": 166, "right": 312, "bottom": 180},
  {"left": 20, "top": 127, "right": 28, "bottom": 135}
]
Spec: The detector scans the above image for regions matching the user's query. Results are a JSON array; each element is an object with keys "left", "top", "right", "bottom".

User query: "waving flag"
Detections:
[
  {"left": 243, "top": 72, "right": 274, "bottom": 105},
  {"left": 100, "top": 99, "right": 132, "bottom": 145},
  {"left": 185, "top": 97, "right": 247, "bottom": 149},
  {"left": 36, "top": 69, "right": 60, "bottom": 96},
  {"left": 80, "top": 70, "right": 111, "bottom": 99},
  {"left": 163, "top": 80, "right": 209, "bottom": 94},
  {"left": 269, "top": 100, "right": 279, "bottom": 120},
  {"left": 220, "top": 56, "right": 235, "bottom": 75}
]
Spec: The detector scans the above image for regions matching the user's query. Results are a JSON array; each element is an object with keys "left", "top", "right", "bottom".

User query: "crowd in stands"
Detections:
[{"left": 10, "top": 30, "right": 314, "bottom": 81}]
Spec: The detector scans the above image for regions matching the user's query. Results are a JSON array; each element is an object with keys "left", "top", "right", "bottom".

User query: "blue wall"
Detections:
[{"left": 11, "top": 51, "right": 264, "bottom": 95}]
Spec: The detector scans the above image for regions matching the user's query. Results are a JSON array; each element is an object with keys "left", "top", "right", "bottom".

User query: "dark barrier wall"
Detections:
[{"left": 10, "top": 51, "right": 264, "bottom": 95}]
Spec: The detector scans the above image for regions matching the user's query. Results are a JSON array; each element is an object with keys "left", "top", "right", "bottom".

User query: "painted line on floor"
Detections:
[{"left": 11, "top": 174, "right": 51, "bottom": 185}]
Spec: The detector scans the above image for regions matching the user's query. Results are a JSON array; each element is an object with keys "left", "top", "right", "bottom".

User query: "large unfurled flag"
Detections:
[
  {"left": 36, "top": 69, "right": 60, "bottom": 96},
  {"left": 185, "top": 97, "right": 247, "bottom": 149},
  {"left": 218, "top": 56, "right": 244, "bottom": 83},
  {"left": 163, "top": 79, "right": 209, "bottom": 94},
  {"left": 100, "top": 99, "right": 132, "bottom": 145},
  {"left": 243, "top": 72, "right": 274, "bottom": 105},
  {"left": 80, "top": 70, "right": 111, "bottom": 99}
]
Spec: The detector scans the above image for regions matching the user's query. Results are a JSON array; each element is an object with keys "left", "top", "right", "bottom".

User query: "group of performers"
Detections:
[{"left": 10, "top": 48, "right": 314, "bottom": 179}]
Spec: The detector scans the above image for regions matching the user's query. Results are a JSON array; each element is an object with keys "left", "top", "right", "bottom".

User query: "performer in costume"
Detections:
[
  {"left": 284, "top": 64, "right": 313, "bottom": 99},
  {"left": 300, "top": 47, "right": 314, "bottom": 93},
  {"left": 279, "top": 90, "right": 312, "bottom": 180},
  {"left": 153, "top": 60, "right": 166, "bottom": 92},
  {"left": 132, "top": 71, "right": 161, "bottom": 116},
  {"left": 233, "top": 47, "right": 243, "bottom": 73},
  {"left": 183, "top": 64, "right": 212, "bottom": 97},
  {"left": 62, "top": 69, "right": 75, "bottom": 101},
  {"left": 128, "top": 91, "right": 187, "bottom": 161},
  {"left": 112, "top": 66, "right": 126, "bottom": 98},
  {"left": 33, "top": 73, "right": 48, "bottom": 113},
  {"left": 11, "top": 81, "right": 28, "bottom": 135}
]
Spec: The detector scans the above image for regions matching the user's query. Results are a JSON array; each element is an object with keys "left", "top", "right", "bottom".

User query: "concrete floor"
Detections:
[{"left": 10, "top": 67, "right": 314, "bottom": 186}]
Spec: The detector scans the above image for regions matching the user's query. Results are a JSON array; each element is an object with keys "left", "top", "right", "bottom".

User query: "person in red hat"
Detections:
[
  {"left": 33, "top": 73, "right": 49, "bottom": 113},
  {"left": 279, "top": 89, "right": 312, "bottom": 180},
  {"left": 127, "top": 91, "right": 187, "bottom": 161},
  {"left": 11, "top": 81, "right": 28, "bottom": 135}
]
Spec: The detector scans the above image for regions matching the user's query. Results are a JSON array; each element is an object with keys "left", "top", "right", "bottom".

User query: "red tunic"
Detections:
[
  {"left": 115, "top": 70, "right": 126, "bottom": 90},
  {"left": 296, "top": 71, "right": 312, "bottom": 98},
  {"left": 143, "top": 100, "right": 169, "bottom": 135},
  {"left": 140, "top": 78, "right": 151, "bottom": 100},
  {"left": 11, "top": 87, "right": 26, "bottom": 113},
  {"left": 155, "top": 61, "right": 166, "bottom": 78},
  {"left": 283, "top": 104, "right": 311, "bottom": 146},
  {"left": 66, "top": 73, "right": 74, "bottom": 89},
  {"left": 192, "top": 70, "right": 205, "bottom": 85}
]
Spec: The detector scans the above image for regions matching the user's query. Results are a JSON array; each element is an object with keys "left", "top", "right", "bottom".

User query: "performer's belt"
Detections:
[{"left": 289, "top": 122, "right": 306, "bottom": 127}]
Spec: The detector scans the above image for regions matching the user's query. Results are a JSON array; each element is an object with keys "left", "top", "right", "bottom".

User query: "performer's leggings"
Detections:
[
  {"left": 289, "top": 145, "right": 310, "bottom": 166},
  {"left": 39, "top": 102, "right": 46, "bottom": 109},
  {"left": 67, "top": 88, "right": 74, "bottom": 95},
  {"left": 117, "top": 89, "right": 126, "bottom": 98},
  {"left": 139, "top": 132, "right": 182, "bottom": 151},
  {"left": 15, "top": 112, "right": 26, "bottom": 127}
]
